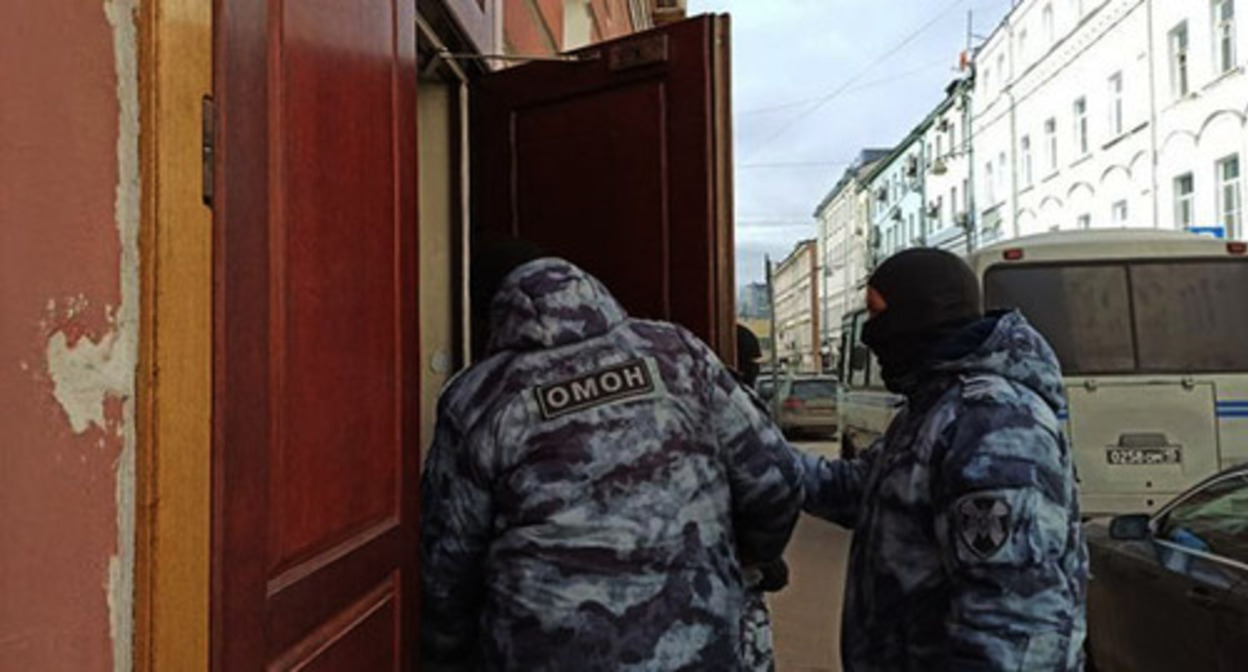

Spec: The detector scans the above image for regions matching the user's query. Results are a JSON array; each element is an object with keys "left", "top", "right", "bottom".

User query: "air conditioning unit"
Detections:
[
  {"left": 937, "top": 118, "right": 951, "bottom": 132},
  {"left": 891, "top": 209, "right": 903, "bottom": 222},
  {"left": 954, "top": 212, "right": 970, "bottom": 227},
  {"left": 927, "top": 202, "right": 941, "bottom": 219},
  {"left": 875, "top": 187, "right": 888, "bottom": 202}
]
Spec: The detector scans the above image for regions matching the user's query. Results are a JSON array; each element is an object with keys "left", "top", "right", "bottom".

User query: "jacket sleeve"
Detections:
[
  {"left": 791, "top": 439, "right": 880, "bottom": 529},
  {"left": 689, "top": 335, "right": 804, "bottom": 564},
  {"left": 934, "top": 400, "right": 1082, "bottom": 671},
  {"left": 420, "top": 405, "right": 494, "bottom": 671}
]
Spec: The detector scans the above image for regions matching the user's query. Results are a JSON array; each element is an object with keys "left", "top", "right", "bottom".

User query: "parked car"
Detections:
[
  {"left": 1085, "top": 463, "right": 1248, "bottom": 672},
  {"left": 755, "top": 374, "right": 777, "bottom": 403},
  {"left": 773, "top": 375, "right": 839, "bottom": 438}
]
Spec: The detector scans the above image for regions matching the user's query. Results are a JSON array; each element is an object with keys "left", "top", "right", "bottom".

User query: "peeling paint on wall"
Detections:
[{"left": 106, "top": 0, "right": 139, "bottom": 670}]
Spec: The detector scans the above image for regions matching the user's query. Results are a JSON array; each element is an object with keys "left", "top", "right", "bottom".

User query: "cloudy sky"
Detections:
[{"left": 686, "top": 0, "right": 1017, "bottom": 286}]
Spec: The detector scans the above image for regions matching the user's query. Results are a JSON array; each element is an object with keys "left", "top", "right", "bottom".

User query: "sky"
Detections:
[{"left": 686, "top": 0, "right": 1017, "bottom": 287}]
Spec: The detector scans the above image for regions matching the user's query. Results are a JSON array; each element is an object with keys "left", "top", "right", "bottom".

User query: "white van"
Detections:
[{"left": 837, "top": 229, "right": 1248, "bottom": 516}]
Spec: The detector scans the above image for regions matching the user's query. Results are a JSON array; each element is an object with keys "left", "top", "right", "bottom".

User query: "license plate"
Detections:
[{"left": 1106, "top": 447, "right": 1182, "bottom": 465}]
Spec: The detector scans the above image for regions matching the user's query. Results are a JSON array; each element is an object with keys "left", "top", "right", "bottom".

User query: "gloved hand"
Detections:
[{"left": 743, "top": 557, "right": 790, "bottom": 593}]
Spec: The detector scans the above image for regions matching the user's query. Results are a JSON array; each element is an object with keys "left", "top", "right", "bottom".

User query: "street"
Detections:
[{"left": 769, "top": 438, "right": 852, "bottom": 672}]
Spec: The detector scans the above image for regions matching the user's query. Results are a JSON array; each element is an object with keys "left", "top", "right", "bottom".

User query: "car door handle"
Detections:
[{"left": 1186, "top": 587, "right": 1228, "bottom": 612}]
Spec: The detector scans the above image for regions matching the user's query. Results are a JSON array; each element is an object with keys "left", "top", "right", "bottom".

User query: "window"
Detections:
[
  {"left": 984, "top": 264, "right": 1136, "bottom": 373},
  {"left": 1132, "top": 261, "right": 1248, "bottom": 372},
  {"left": 1071, "top": 0, "right": 1083, "bottom": 18},
  {"left": 997, "top": 53, "right": 1006, "bottom": 83},
  {"left": 1021, "top": 135, "right": 1034, "bottom": 187},
  {"left": 1159, "top": 475, "right": 1248, "bottom": 563},
  {"left": 1170, "top": 22, "right": 1190, "bottom": 98},
  {"left": 1112, "top": 200, "right": 1128, "bottom": 224},
  {"left": 985, "top": 161, "right": 996, "bottom": 205},
  {"left": 1077, "top": 213, "right": 1091, "bottom": 229},
  {"left": 1108, "top": 72, "right": 1124, "bottom": 136},
  {"left": 1074, "top": 97, "right": 1089, "bottom": 155},
  {"left": 984, "top": 260, "right": 1248, "bottom": 374},
  {"left": 982, "top": 67, "right": 992, "bottom": 94},
  {"left": 1214, "top": 0, "right": 1237, "bottom": 74},
  {"left": 1175, "top": 173, "right": 1195, "bottom": 228},
  {"left": 950, "top": 186, "right": 959, "bottom": 227},
  {"left": 791, "top": 379, "right": 838, "bottom": 401},
  {"left": 949, "top": 123, "right": 957, "bottom": 153},
  {"left": 998, "top": 152, "right": 1008, "bottom": 196},
  {"left": 1018, "top": 29, "right": 1029, "bottom": 64},
  {"left": 1043, "top": 4, "right": 1055, "bottom": 44},
  {"left": 1045, "top": 118, "right": 1058, "bottom": 172},
  {"left": 1218, "top": 154, "right": 1242, "bottom": 237},
  {"left": 936, "top": 135, "right": 944, "bottom": 160}
]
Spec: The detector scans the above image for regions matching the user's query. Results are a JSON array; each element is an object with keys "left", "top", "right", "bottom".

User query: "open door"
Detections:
[
  {"left": 211, "top": 0, "right": 419, "bottom": 670},
  {"left": 472, "top": 15, "right": 736, "bottom": 358}
]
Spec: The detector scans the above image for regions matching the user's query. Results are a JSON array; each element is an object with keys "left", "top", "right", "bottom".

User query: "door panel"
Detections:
[
  {"left": 213, "top": 0, "right": 419, "bottom": 669},
  {"left": 472, "top": 15, "right": 735, "bottom": 357}
]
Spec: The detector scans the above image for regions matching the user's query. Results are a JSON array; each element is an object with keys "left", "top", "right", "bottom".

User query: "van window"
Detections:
[
  {"left": 849, "top": 313, "right": 869, "bottom": 388},
  {"left": 1132, "top": 261, "right": 1248, "bottom": 371},
  {"left": 985, "top": 259, "right": 1248, "bottom": 374},
  {"left": 984, "top": 264, "right": 1135, "bottom": 374}
]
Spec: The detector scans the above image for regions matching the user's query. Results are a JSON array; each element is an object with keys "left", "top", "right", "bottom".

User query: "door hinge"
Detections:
[{"left": 202, "top": 95, "right": 215, "bottom": 208}]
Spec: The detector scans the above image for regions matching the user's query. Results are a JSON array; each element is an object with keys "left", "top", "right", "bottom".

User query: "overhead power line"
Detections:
[
  {"left": 736, "top": 62, "right": 951, "bottom": 117},
  {"left": 743, "top": 0, "right": 969, "bottom": 161}
]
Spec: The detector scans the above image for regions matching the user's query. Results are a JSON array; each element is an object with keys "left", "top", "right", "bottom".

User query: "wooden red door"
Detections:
[
  {"left": 211, "top": 0, "right": 419, "bottom": 670},
  {"left": 472, "top": 15, "right": 736, "bottom": 357}
]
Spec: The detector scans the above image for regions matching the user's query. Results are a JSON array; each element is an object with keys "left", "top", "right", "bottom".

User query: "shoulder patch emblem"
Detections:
[
  {"left": 535, "top": 359, "right": 655, "bottom": 420},
  {"left": 956, "top": 496, "right": 1012, "bottom": 558}
]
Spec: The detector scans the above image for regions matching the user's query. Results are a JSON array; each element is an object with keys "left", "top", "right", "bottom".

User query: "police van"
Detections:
[{"left": 837, "top": 229, "right": 1248, "bottom": 516}]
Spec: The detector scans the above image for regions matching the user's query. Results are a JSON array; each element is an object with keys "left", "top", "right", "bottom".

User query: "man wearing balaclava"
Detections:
[{"left": 792, "top": 249, "right": 1088, "bottom": 671}]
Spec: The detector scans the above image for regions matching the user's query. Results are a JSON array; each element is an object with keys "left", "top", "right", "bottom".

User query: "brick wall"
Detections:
[{"left": 503, "top": 0, "right": 640, "bottom": 55}]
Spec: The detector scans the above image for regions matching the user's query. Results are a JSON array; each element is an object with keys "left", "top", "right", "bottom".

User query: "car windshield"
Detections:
[{"left": 791, "top": 380, "right": 836, "bottom": 400}]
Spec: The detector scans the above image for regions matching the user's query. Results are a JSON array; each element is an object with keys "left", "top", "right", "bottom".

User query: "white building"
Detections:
[
  {"left": 864, "top": 85, "right": 975, "bottom": 266},
  {"left": 1154, "top": 0, "right": 1248, "bottom": 239},
  {"left": 771, "top": 240, "right": 820, "bottom": 372},
  {"left": 973, "top": 0, "right": 1248, "bottom": 239},
  {"left": 814, "top": 149, "right": 889, "bottom": 361}
]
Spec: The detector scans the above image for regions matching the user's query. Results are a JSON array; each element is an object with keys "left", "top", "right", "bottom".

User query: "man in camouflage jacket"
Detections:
[
  {"left": 796, "top": 249, "right": 1087, "bottom": 671},
  {"left": 420, "top": 254, "right": 803, "bottom": 670}
]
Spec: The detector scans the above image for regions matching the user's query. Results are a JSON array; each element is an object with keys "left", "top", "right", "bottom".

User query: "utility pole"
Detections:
[
  {"left": 765, "top": 255, "right": 780, "bottom": 417},
  {"left": 963, "top": 8, "right": 978, "bottom": 254}
]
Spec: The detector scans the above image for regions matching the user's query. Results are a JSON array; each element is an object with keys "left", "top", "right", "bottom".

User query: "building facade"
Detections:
[
  {"left": 973, "top": 0, "right": 1248, "bottom": 240},
  {"left": 772, "top": 240, "right": 821, "bottom": 372},
  {"left": 737, "top": 281, "right": 771, "bottom": 320},
  {"left": 814, "top": 149, "right": 889, "bottom": 361}
]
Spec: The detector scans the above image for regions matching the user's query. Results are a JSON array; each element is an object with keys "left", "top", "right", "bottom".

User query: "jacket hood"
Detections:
[
  {"left": 927, "top": 310, "right": 1066, "bottom": 411},
  {"left": 486, "top": 258, "right": 627, "bottom": 353}
]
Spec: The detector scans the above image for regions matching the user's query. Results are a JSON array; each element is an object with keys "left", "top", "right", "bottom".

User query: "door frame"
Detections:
[{"left": 134, "top": 0, "right": 214, "bottom": 670}]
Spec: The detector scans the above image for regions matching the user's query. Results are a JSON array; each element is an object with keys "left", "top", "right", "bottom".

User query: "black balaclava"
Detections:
[
  {"left": 860, "top": 248, "right": 982, "bottom": 394},
  {"left": 469, "top": 234, "right": 546, "bottom": 358},
  {"left": 735, "top": 324, "right": 762, "bottom": 388}
]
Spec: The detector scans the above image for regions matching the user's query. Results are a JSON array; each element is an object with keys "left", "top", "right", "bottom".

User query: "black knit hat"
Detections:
[{"left": 866, "top": 248, "right": 981, "bottom": 337}]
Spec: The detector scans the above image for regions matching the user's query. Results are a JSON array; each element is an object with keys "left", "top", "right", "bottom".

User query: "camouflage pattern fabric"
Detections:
[
  {"left": 740, "top": 588, "right": 776, "bottom": 672},
  {"left": 420, "top": 258, "right": 803, "bottom": 671},
  {"left": 795, "top": 311, "right": 1088, "bottom": 671}
]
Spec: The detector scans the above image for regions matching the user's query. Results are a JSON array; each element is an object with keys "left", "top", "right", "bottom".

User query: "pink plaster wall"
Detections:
[{"left": 0, "top": 1, "right": 134, "bottom": 669}]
